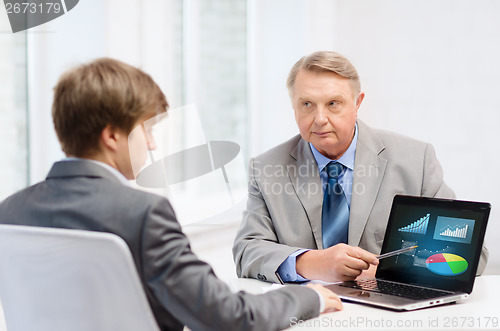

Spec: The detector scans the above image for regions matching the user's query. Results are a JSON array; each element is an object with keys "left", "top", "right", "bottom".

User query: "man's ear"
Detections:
[
  {"left": 355, "top": 92, "right": 365, "bottom": 115},
  {"left": 100, "top": 124, "right": 122, "bottom": 152}
]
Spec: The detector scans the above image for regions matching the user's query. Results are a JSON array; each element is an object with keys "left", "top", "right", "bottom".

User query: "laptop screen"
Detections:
[{"left": 376, "top": 195, "right": 490, "bottom": 294}]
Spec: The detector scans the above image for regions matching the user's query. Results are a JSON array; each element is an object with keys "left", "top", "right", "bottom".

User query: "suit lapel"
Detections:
[
  {"left": 288, "top": 138, "right": 324, "bottom": 249},
  {"left": 349, "top": 120, "right": 387, "bottom": 246}
]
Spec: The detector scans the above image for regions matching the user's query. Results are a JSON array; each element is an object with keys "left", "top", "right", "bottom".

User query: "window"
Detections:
[
  {"left": 0, "top": 18, "right": 28, "bottom": 200},
  {"left": 129, "top": 0, "right": 249, "bottom": 226}
]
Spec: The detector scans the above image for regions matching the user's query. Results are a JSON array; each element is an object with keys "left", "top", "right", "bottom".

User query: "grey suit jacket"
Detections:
[
  {"left": 233, "top": 120, "right": 488, "bottom": 283},
  {"left": 0, "top": 160, "right": 320, "bottom": 331}
]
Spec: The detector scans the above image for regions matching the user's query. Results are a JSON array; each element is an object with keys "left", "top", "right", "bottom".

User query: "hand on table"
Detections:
[{"left": 306, "top": 283, "right": 343, "bottom": 313}]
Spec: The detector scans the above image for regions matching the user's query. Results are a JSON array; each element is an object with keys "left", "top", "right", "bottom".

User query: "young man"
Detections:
[{"left": 0, "top": 58, "right": 342, "bottom": 331}]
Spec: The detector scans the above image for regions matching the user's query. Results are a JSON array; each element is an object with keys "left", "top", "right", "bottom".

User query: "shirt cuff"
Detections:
[
  {"left": 276, "top": 249, "right": 310, "bottom": 283},
  {"left": 310, "top": 287, "right": 326, "bottom": 313}
]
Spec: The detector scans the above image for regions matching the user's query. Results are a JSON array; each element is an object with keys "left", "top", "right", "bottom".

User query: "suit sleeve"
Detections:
[
  {"left": 140, "top": 198, "right": 320, "bottom": 331},
  {"left": 232, "top": 158, "right": 305, "bottom": 283},
  {"left": 421, "top": 144, "right": 455, "bottom": 199},
  {"left": 421, "top": 144, "right": 488, "bottom": 275}
]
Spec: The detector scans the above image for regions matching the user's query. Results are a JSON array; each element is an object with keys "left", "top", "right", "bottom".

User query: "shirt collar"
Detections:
[
  {"left": 62, "top": 157, "right": 131, "bottom": 185},
  {"left": 309, "top": 122, "right": 358, "bottom": 172}
]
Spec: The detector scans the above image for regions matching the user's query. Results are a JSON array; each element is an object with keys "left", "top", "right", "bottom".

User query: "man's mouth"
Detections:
[{"left": 313, "top": 131, "right": 332, "bottom": 136}]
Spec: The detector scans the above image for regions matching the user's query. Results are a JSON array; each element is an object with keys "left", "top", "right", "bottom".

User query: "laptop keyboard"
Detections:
[{"left": 340, "top": 279, "right": 453, "bottom": 300}]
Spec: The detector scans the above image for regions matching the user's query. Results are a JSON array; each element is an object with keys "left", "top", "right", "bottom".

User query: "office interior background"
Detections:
[{"left": 1, "top": 0, "right": 499, "bottom": 283}]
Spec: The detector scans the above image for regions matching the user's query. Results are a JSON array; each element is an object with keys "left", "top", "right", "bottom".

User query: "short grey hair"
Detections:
[{"left": 287, "top": 51, "right": 361, "bottom": 98}]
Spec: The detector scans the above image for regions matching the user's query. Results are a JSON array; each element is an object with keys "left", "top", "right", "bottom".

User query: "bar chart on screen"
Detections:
[
  {"left": 397, "top": 214, "right": 430, "bottom": 234},
  {"left": 433, "top": 216, "right": 475, "bottom": 244},
  {"left": 440, "top": 224, "right": 468, "bottom": 239}
]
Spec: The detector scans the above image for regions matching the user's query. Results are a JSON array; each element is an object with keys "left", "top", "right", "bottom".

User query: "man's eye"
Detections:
[
  {"left": 329, "top": 101, "right": 337, "bottom": 106},
  {"left": 304, "top": 102, "right": 311, "bottom": 107}
]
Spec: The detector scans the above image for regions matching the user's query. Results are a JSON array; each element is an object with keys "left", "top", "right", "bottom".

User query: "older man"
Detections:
[
  {"left": 233, "top": 51, "right": 488, "bottom": 284},
  {"left": 0, "top": 58, "right": 343, "bottom": 331}
]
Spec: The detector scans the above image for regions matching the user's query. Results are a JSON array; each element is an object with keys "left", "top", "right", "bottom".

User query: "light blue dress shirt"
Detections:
[{"left": 276, "top": 124, "right": 358, "bottom": 282}]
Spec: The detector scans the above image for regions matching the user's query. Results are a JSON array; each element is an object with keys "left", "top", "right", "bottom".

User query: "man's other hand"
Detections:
[
  {"left": 296, "top": 243, "right": 379, "bottom": 282},
  {"left": 306, "top": 283, "right": 343, "bottom": 313}
]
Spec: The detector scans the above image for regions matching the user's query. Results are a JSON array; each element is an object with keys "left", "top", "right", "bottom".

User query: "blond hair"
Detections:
[{"left": 287, "top": 51, "right": 361, "bottom": 97}]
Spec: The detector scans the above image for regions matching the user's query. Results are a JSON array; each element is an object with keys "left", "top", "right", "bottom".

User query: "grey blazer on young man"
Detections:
[
  {"left": 0, "top": 160, "right": 321, "bottom": 331},
  {"left": 233, "top": 120, "right": 488, "bottom": 283}
]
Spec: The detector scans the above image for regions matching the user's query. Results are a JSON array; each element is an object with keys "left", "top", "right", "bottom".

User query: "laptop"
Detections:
[{"left": 326, "top": 195, "right": 490, "bottom": 310}]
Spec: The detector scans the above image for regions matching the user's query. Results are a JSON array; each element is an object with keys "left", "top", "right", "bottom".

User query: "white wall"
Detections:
[
  {"left": 333, "top": 0, "right": 500, "bottom": 274},
  {"left": 250, "top": 0, "right": 500, "bottom": 274}
]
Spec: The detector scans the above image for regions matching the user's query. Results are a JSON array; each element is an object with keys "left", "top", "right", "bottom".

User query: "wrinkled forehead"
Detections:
[{"left": 292, "top": 69, "right": 357, "bottom": 101}]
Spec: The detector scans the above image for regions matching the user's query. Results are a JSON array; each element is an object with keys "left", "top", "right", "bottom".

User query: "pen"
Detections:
[
  {"left": 275, "top": 271, "right": 285, "bottom": 285},
  {"left": 376, "top": 245, "right": 418, "bottom": 260}
]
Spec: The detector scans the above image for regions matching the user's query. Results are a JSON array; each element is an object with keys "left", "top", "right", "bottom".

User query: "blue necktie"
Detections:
[{"left": 321, "top": 162, "right": 349, "bottom": 248}]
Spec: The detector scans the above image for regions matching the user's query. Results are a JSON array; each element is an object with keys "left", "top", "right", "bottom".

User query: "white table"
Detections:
[
  {"left": 228, "top": 275, "right": 500, "bottom": 331},
  {"left": 1, "top": 276, "right": 498, "bottom": 331}
]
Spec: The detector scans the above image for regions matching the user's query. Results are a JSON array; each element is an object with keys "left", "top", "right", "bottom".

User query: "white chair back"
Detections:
[{"left": 0, "top": 224, "right": 160, "bottom": 331}]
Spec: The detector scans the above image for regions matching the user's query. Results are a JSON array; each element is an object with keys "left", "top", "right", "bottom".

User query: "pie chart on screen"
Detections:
[{"left": 426, "top": 253, "right": 468, "bottom": 276}]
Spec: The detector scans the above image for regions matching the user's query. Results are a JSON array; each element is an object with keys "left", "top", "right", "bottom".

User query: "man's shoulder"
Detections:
[
  {"left": 117, "top": 184, "right": 168, "bottom": 206},
  {"left": 0, "top": 175, "right": 166, "bottom": 212},
  {"left": 89, "top": 178, "right": 169, "bottom": 212},
  {"left": 53, "top": 159, "right": 167, "bottom": 205},
  {"left": 252, "top": 134, "right": 303, "bottom": 165},
  {"left": 0, "top": 183, "right": 39, "bottom": 210},
  {"left": 358, "top": 120, "right": 431, "bottom": 152}
]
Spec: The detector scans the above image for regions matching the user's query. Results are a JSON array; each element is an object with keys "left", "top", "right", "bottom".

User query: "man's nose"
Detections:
[
  {"left": 146, "top": 134, "right": 157, "bottom": 151},
  {"left": 314, "top": 107, "right": 328, "bottom": 125},
  {"left": 141, "top": 124, "right": 157, "bottom": 150}
]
